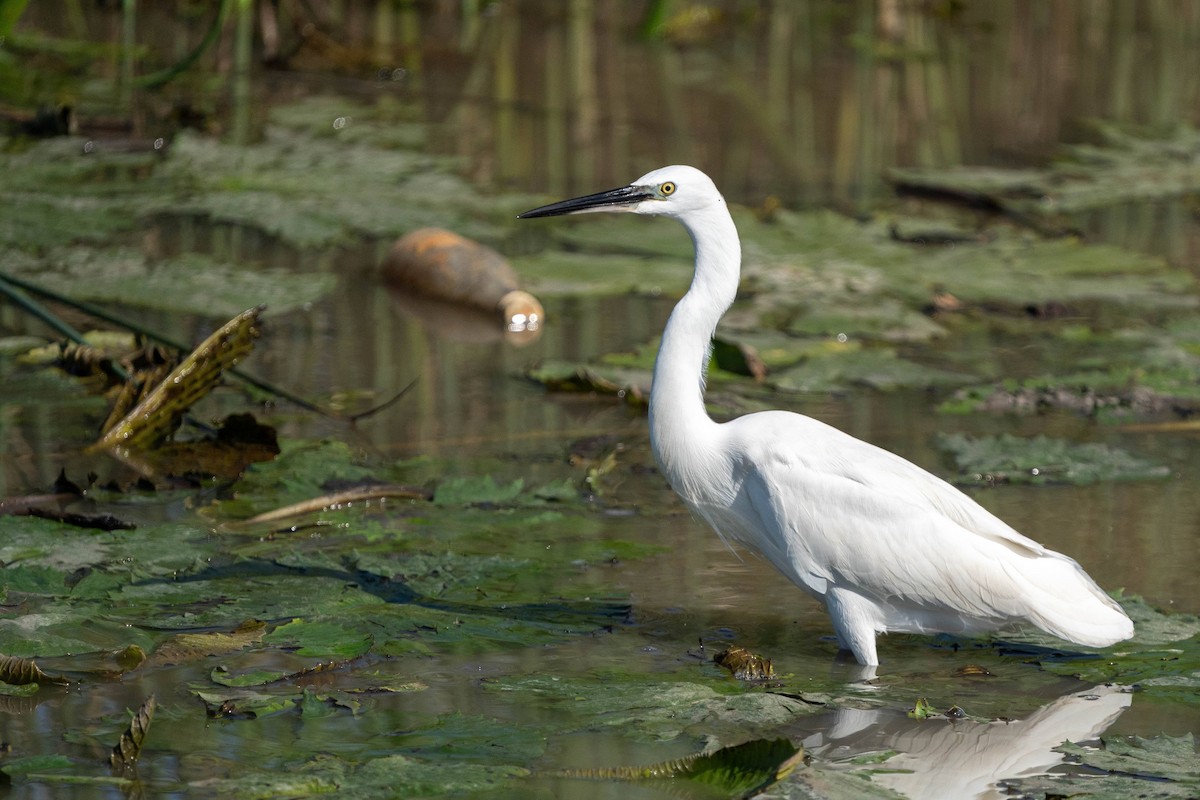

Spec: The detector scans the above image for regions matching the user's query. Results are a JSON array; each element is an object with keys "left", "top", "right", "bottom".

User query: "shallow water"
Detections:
[{"left": 5, "top": 243, "right": 1199, "bottom": 796}]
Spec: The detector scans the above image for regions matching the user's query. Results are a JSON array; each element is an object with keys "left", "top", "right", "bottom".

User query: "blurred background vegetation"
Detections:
[{"left": 4, "top": 0, "right": 1200, "bottom": 211}]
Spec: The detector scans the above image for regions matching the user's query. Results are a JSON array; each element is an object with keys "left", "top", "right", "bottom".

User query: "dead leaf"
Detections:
[
  {"left": 0, "top": 654, "right": 69, "bottom": 687},
  {"left": 714, "top": 645, "right": 775, "bottom": 681},
  {"left": 146, "top": 620, "right": 266, "bottom": 666},
  {"left": 109, "top": 694, "right": 156, "bottom": 773},
  {"left": 94, "top": 306, "right": 263, "bottom": 451},
  {"left": 953, "top": 664, "right": 994, "bottom": 677}
]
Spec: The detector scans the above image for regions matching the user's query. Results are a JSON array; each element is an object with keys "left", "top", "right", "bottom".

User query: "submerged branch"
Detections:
[
  {"left": 0, "top": 274, "right": 130, "bottom": 381},
  {"left": 346, "top": 378, "right": 419, "bottom": 423},
  {"left": 220, "top": 484, "right": 432, "bottom": 531},
  {"left": 0, "top": 271, "right": 332, "bottom": 416}
]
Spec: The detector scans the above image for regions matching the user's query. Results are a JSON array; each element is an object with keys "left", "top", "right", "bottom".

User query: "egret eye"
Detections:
[{"left": 660, "top": 182, "right": 676, "bottom": 196}]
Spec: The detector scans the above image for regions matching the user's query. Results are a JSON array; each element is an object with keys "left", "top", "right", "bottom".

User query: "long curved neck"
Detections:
[{"left": 648, "top": 201, "right": 741, "bottom": 490}]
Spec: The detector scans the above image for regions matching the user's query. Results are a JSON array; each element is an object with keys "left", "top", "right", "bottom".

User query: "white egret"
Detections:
[{"left": 519, "top": 165, "right": 1134, "bottom": 666}]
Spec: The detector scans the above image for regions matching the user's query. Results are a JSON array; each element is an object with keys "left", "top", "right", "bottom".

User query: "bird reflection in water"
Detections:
[{"left": 792, "top": 684, "right": 1130, "bottom": 799}]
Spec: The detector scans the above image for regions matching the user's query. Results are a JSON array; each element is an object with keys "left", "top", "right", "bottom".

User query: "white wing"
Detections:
[{"left": 710, "top": 411, "right": 1131, "bottom": 645}]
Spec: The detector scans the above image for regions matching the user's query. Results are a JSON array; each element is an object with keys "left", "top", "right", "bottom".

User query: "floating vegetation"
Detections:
[
  {"left": 484, "top": 673, "right": 817, "bottom": 742},
  {"left": 771, "top": 346, "right": 969, "bottom": 393},
  {"left": 1, "top": 4, "right": 1199, "bottom": 797},
  {"left": 0, "top": 52, "right": 1198, "bottom": 800},
  {"left": 889, "top": 122, "right": 1200, "bottom": 221},
  {"left": 1005, "top": 734, "right": 1200, "bottom": 799},
  {"left": 1034, "top": 596, "right": 1200, "bottom": 706},
  {"left": 940, "top": 367, "right": 1200, "bottom": 418},
  {"left": 526, "top": 360, "right": 650, "bottom": 401},
  {"left": 906, "top": 697, "right": 935, "bottom": 720},
  {"left": 0, "top": 654, "right": 69, "bottom": 688},
  {"left": 555, "top": 737, "right": 803, "bottom": 798},
  {"left": 146, "top": 620, "right": 266, "bottom": 667},
  {"left": 937, "top": 433, "right": 1171, "bottom": 486}
]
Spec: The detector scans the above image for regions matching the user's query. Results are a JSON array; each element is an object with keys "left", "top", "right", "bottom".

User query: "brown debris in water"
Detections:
[
  {"left": 714, "top": 645, "right": 775, "bottom": 681},
  {"left": 95, "top": 306, "right": 264, "bottom": 451}
]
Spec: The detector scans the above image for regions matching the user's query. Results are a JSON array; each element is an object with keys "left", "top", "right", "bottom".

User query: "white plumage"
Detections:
[{"left": 521, "top": 165, "right": 1134, "bottom": 665}]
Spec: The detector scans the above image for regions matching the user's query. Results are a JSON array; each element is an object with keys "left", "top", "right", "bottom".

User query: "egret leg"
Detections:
[{"left": 826, "top": 588, "right": 880, "bottom": 666}]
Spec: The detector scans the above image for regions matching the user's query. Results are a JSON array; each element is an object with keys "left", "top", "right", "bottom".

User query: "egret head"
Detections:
[{"left": 518, "top": 165, "right": 722, "bottom": 220}]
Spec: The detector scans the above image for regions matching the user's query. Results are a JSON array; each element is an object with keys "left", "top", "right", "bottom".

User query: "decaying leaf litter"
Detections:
[{"left": 2, "top": 98, "right": 1200, "bottom": 798}]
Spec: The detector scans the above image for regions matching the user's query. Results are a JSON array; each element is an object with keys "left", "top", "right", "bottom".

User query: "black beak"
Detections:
[{"left": 518, "top": 185, "right": 653, "bottom": 218}]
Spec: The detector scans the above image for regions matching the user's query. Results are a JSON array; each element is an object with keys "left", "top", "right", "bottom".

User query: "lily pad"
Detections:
[
  {"left": 485, "top": 673, "right": 816, "bottom": 742},
  {"left": 432, "top": 475, "right": 525, "bottom": 507},
  {"left": 1003, "top": 734, "right": 1200, "bottom": 799},
  {"left": 1059, "top": 733, "right": 1199, "bottom": 780},
  {"left": 525, "top": 359, "right": 651, "bottom": 401},
  {"left": 889, "top": 122, "right": 1200, "bottom": 217},
  {"left": 263, "top": 618, "right": 373, "bottom": 659},
  {"left": 773, "top": 347, "right": 969, "bottom": 393},
  {"left": 937, "top": 433, "right": 1170, "bottom": 485},
  {"left": 390, "top": 711, "right": 549, "bottom": 764},
  {"left": 1032, "top": 597, "right": 1200, "bottom": 704},
  {"left": 6, "top": 247, "right": 336, "bottom": 317},
  {"left": 558, "top": 737, "right": 803, "bottom": 798},
  {"left": 193, "top": 753, "right": 527, "bottom": 799},
  {"left": 193, "top": 687, "right": 299, "bottom": 718}
]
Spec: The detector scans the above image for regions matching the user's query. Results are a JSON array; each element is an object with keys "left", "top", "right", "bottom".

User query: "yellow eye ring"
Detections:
[{"left": 660, "top": 182, "right": 676, "bottom": 196}]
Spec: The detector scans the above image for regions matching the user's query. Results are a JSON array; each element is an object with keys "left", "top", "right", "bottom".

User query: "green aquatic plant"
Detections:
[
  {"left": 555, "top": 738, "right": 803, "bottom": 798},
  {"left": 937, "top": 433, "right": 1170, "bottom": 486}
]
